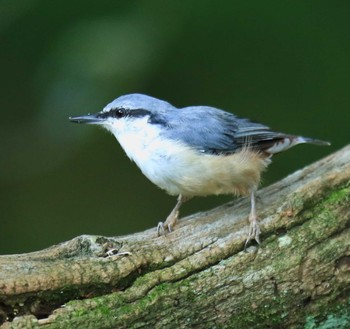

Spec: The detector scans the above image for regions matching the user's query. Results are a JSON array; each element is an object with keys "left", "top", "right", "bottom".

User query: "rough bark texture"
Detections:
[{"left": 1, "top": 146, "right": 350, "bottom": 329}]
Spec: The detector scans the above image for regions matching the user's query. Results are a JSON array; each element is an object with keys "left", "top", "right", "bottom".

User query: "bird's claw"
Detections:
[
  {"left": 244, "top": 216, "right": 261, "bottom": 250},
  {"left": 157, "top": 222, "right": 172, "bottom": 236},
  {"left": 157, "top": 222, "right": 165, "bottom": 236}
]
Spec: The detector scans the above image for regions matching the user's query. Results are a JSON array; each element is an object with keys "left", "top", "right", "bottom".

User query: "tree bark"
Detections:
[{"left": 1, "top": 146, "right": 350, "bottom": 329}]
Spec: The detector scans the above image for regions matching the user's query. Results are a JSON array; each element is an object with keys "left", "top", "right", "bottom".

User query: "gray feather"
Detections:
[
  {"left": 151, "top": 105, "right": 285, "bottom": 154},
  {"left": 101, "top": 94, "right": 329, "bottom": 155}
]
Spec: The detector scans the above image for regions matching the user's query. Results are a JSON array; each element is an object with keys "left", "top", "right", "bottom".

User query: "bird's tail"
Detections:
[
  {"left": 296, "top": 136, "right": 331, "bottom": 146},
  {"left": 265, "top": 135, "right": 330, "bottom": 154}
]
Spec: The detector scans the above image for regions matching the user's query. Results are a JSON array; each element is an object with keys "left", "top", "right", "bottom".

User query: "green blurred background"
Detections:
[{"left": 1, "top": 1, "right": 348, "bottom": 254}]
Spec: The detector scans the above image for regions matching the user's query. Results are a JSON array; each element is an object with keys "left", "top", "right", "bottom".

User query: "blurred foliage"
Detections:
[{"left": 0, "top": 0, "right": 348, "bottom": 253}]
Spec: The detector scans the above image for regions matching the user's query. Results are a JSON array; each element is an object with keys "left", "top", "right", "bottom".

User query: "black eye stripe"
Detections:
[
  {"left": 129, "top": 109, "right": 151, "bottom": 117},
  {"left": 97, "top": 108, "right": 151, "bottom": 119}
]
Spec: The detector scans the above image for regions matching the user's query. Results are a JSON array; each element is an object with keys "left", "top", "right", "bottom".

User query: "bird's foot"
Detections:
[
  {"left": 157, "top": 222, "right": 170, "bottom": 236},
  {"left": 157, "top": 211, "right": 179, "bottom": 236},
  {"left": 244, "top": 213, "right": 261, "bottom": 249}
]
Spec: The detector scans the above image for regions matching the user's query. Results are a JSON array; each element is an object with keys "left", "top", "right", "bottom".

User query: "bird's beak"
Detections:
[{"left": 69, "top": 113, "right": 104, "bottom": 124}]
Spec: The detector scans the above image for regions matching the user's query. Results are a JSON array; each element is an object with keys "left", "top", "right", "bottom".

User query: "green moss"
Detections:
[
  {"left": 285, "top": 185, "right": 349, "bottom": 244},
  {"left": 322, "top": 187, "right": 349, "bottom": 206},
  {"left": 310, "top": 186, "right": 349, "bottom": 225},
  {"left": 305, "top": 315, "right": 350, "bottom": 329},
  {"left": 223, "top": 295, "right": 292, "bottom": 329},
  {"left": 304, "top": 298, "right": 350, "bottom": 329},
  {"left": 291, "top": 184, "right": 349, "bottom": 221},
  {"left": 225, "top": 294, "right": 349, "bottom": 329},
  {"left": 311, "top": 186, "right": 349, "bottom": 233}
]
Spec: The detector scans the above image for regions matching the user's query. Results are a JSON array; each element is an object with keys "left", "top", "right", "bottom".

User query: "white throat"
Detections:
[
  {"left": 103, "top": 116, "right": 162, "bottom": 162},
  {"left": 102, "top": 116, "right": 187, "bottom": 194}
]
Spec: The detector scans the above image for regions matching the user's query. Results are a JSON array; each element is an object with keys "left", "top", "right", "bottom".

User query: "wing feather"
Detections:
[{"left": 153, "top": 105, "right": 287, "bottom": 155}]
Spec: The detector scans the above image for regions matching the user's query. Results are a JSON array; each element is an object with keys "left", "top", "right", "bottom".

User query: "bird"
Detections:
[{"left": 69, "top": 93, "right": 330, "bottom": 245}]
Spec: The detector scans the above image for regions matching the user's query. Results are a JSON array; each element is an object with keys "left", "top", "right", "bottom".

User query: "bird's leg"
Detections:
[
  {"left": 157, "top": 194, "right": 187, "bottom": 235},
  {"left": 245, "top": 191, "right": 261, "bottom": 248}
]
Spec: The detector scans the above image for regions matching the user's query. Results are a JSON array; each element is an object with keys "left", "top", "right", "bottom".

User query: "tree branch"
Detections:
[{"left": 1, "top": 146, "right": 350, "bottom": 329}]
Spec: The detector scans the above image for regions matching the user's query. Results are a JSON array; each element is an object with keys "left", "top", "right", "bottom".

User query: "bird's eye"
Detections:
[{"left": 113, "top": 109, "right": 125, "bottom": 118}]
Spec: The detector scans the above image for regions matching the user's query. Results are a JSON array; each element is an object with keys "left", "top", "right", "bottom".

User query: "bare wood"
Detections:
[{"left": 1, "top": 146, "right": 350, "bottom": 329}]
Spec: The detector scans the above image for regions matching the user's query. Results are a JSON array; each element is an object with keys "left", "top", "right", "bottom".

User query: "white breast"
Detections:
[
  {"left": 103, "top": 116, "right": 186, "bottom": 193},
  {"left": 103, "top": 117, "right": 270, "bottom": 197}
]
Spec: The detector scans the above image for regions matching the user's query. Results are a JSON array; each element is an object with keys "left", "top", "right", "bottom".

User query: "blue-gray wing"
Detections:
[{"left": 151, "top": 106, "right": 287, "bottom": 155}]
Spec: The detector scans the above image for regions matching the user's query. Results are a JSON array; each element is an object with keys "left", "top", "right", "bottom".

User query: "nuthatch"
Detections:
[{"left": 69, "top": 94, "right": 330, "bottom": 244}]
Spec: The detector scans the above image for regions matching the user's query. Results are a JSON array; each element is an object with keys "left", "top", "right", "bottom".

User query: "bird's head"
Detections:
[{"left": 69, "top": 93, "right": 172, "bottom": 135}]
